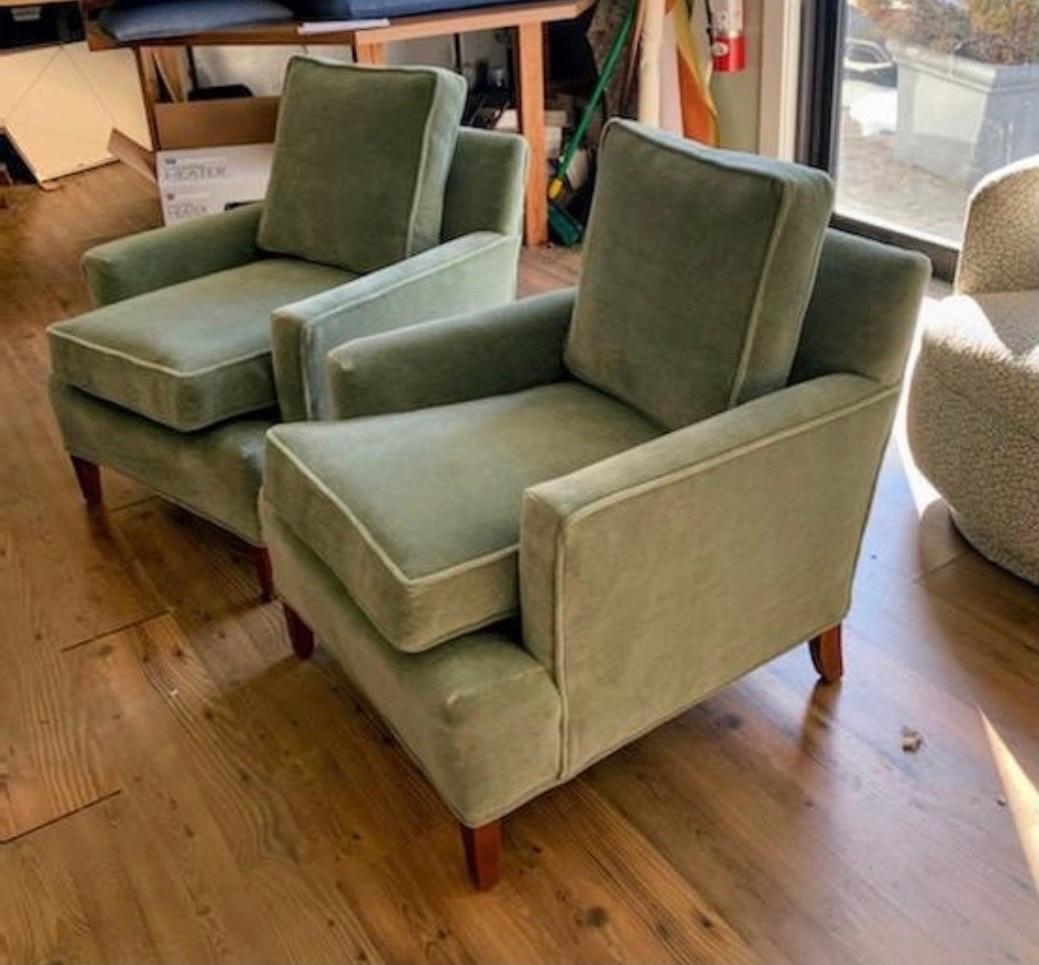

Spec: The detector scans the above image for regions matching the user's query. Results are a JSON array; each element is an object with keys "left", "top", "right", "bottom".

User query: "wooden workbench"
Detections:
[{"left": 79, "top": 0, "right": 595, "bottom": 244}]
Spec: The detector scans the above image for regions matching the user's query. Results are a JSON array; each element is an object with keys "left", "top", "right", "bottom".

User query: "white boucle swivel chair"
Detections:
[{"left": 908, "top": 156, "right": 1039, "bottom": 584}]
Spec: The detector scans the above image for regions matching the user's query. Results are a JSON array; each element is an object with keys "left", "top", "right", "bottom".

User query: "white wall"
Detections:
[
  {"left": 193, "top": 31, "right": 507, "bottom": 95},
  {"left": 712, "top": 0, "right": 762, "bottom": 152}
]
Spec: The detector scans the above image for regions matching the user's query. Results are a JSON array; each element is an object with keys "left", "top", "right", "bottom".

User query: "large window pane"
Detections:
[{"left": 836, "top": 0, "right": 1039, "bottom": 245}]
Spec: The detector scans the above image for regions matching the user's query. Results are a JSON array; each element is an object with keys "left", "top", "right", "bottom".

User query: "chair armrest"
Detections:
[
  {"left": 81, "top": 203, "right": 263, "bottom": 307},
  {"left": 520, "top": 373, "right": 899, "bottom": 776},
  {"left": 956, "top": 156, "right": 1039, "bottom": 295},
  {"left": 271, "top": 231, "right": 521, "bottom": 421},
  {"left": 325, "top": 288, "right": 574, "bottom": 419}
]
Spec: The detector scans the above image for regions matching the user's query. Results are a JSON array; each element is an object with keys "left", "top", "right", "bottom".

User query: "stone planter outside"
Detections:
[{"left": 889, "top": 40, "right": 1039, "bottom": 187}]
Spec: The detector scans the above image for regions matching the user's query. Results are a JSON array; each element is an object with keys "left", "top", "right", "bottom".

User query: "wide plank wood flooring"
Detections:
[{"left": 1, "top": 162, "right": 1036, "bottom": 965}]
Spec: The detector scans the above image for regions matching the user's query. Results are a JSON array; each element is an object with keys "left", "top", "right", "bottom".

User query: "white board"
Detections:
[{"left": 0, "top": 41, "right": 149, "bottom": 182}]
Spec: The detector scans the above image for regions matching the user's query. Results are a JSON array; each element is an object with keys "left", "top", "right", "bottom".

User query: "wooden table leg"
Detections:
[
  {"left": 354, "top": 42, "right": 387, "bottom": 66},
  {"left": 516, "top": 22, "right": 548, "bottom": 246},
  {"left": 133, "top": 48, "right": 161, "bottom": 150}
]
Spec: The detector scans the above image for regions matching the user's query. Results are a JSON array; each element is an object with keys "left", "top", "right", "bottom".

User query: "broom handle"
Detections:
[{"left": 549, "top": 0, "right": 635, "bottom": 199}]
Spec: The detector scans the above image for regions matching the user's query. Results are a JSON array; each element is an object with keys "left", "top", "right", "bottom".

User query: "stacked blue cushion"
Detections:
[
  {"left": 100, "top": 0, "right": 294, "bottom": 42},
  {"left": 290, "top": 0, "right": 521, "bottom": 19}
]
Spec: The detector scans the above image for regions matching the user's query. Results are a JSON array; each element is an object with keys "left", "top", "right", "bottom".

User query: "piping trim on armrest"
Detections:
[
  {"left": 534, "top": 381, "right": 898, "bottom": 777},
  {"left": 296, "top": 231, "right": 513, "bottom": 416}
]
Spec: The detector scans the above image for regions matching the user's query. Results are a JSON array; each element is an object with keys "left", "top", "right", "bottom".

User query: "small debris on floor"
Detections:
[
  {"left": 901, "top": 726, "right": 924, "bottom": 752},
  {"left": 996, "top": 797, "right": 1007, "bottom": 808}
]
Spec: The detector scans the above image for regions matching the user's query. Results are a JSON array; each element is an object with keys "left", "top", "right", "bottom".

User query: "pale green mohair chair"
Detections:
[
  {"left": 47, "top": 56, "right": 527, "bottom": 598},
  {"left": 260, "top": 120, "right": 931, "bottom": 888}
]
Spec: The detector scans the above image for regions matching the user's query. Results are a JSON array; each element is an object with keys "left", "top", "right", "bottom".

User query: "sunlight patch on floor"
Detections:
[{"left": 981, "top": 710, "right": 1039, "bottom": 896}]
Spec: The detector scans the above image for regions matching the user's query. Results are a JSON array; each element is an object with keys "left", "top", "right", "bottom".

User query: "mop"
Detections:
[{"left": 548, "top": 0, "right": 635, "bottom": 245}]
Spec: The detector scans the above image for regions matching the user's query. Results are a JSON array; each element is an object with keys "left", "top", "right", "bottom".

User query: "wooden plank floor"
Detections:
[{"left": 1, "top": 163, "right": 1036, "bottom": 965}]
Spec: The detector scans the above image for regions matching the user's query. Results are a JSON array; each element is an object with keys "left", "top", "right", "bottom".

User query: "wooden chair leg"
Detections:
[
  {"left": 70, "top": 456, "right": 102, "bottom": 506},
  {"left": 460, "top": 819, "right": 501, "bottom": 890},
  {"left": 282, "top": 603, "right": 315, "bottom": 660},
  {"left": 251, "top": 546, "right": 273, "bottom": 602},
  {"left": 809, "top": 624, "right": 843, "bottom": 683}
]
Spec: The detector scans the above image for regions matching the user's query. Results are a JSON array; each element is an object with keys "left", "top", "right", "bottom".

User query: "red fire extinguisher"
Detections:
[{"left": 709, "top": 0, "right": 746, "bottom": 73}]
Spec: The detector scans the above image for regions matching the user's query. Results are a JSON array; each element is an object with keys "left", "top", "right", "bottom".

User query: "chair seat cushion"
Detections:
[
  {"left": 264, "top": 381, "right": 662, "bottom": 652},
  {"left": 49, "top": 258, "right": 352, "bottom": 432},
  {"left": 920, "top": 291, "right": 1039, "bottom": 440}
]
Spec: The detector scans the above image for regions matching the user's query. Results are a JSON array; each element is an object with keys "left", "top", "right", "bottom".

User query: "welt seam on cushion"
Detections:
[
  {"left": 562, "top": 383, "right": 898, "bottom": 529},
  {"left": 50, "top": 329, "right": 273, "bottom": 379},
  {"left": 607, "top": 120, "right": 812, "bottom": 184},
  {"left": 267, "top": 433, "right": 520, "bottom": 587},
  {"left": 523, "top": 488, "right": 572, "bottom": 780},
  {"left": 555, "top": 512, "right": 571, "bottom": 779},
  {"left": 296, "top": 233, "right": 509, "bottom": 329},
  {"left": 401, "top": 604, "right": 520, "bottom": 654},
  {"left": 727, "top": 180, "right": 792, "bottom": 407},
  {"left": 53, "top": 375, "right": 271, "bottom": 433},
  {"left": 294, "top": 233, "right": 510, "bottom": 414},
  {"left": 403, "top": 77, "right": 439, "bottom": 256}
]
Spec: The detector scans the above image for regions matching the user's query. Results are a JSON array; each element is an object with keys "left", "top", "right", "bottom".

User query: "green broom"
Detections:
[{"left": 548, "top": 0, "right": 635, "bottom": 245}]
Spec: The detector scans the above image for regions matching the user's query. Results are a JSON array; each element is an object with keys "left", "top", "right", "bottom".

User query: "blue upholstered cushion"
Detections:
[
  {"left": 290, "top": 0, "right": 520, "bottom": 18},
  {"left": 100, "top": 0, "right": 293, "bottom": 42}
]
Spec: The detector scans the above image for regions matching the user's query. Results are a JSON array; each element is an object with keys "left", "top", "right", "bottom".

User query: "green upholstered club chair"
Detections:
[
  {"left": 47, "top": 55, "right": 527, "bottom": 598},
  {"left": 259, "top": 120, "right": 931, "bottom": 889}
]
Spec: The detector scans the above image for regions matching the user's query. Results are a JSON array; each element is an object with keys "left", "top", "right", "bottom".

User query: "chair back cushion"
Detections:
[
  {"left": 565, "top": 119, "right": 834, "bottom": 429},
  {"left": 258, "top": 56, "right": 467, "bottom": 274}
]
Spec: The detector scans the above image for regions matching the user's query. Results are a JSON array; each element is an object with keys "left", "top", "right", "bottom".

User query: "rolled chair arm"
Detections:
[
  {"left": 956, "top": 156, "right": 1039, "bottom": 295},
  {"left": 81, "top": 203, "right": 264, "bottom": 307},
  {"left": 325, "top": 288, "right": 575, "bottom": 419},
  {"left": 271, "top": 231, "right": 521, "bottom": 421},
  {"left": 520, "top": 373, "right": 899, "bottom": 776}
]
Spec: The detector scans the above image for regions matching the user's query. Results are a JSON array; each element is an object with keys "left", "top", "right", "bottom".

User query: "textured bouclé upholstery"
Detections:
[
  {"left": 909, "top": 291, "right": 1039, "bottom": 583},
  {"left": 909, "top": 156, "right": 1039, "bottom": 584},
  {"left": 258, "top": 57, "right": 467, "bottom": 274},
  {"left": 50, "top": 258, "right": 353, "bottom": 431},
  {"left": 565, "top": 119, "right": 833, "bottom": 429},
  {"left": 264, "top": 382, "right": 660, "bottom": 651}
]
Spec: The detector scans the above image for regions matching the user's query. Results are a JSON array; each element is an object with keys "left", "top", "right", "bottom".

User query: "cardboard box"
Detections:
[{"left": 157, "top": 142, "right": 273, "bottom": 225}]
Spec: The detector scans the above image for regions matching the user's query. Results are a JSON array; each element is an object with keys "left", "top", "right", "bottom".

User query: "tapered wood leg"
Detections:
[
  {"left": 809, "top": 624, "right": 843, "bottom": 683},
  {"left": 461, "top": 820, "right": 501, "bottom": 890},
  {"left": 282, "top": 603, "right": 314, "bottom": 660},
  {"left": 251, "top": 546, "right": 273, "bottom": 602},
  {"left": 70, "top": 456, "right": 102, "bottom": 506},
  {"left": 516, "top": 21, "right": 548, "bottom": 246}
]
